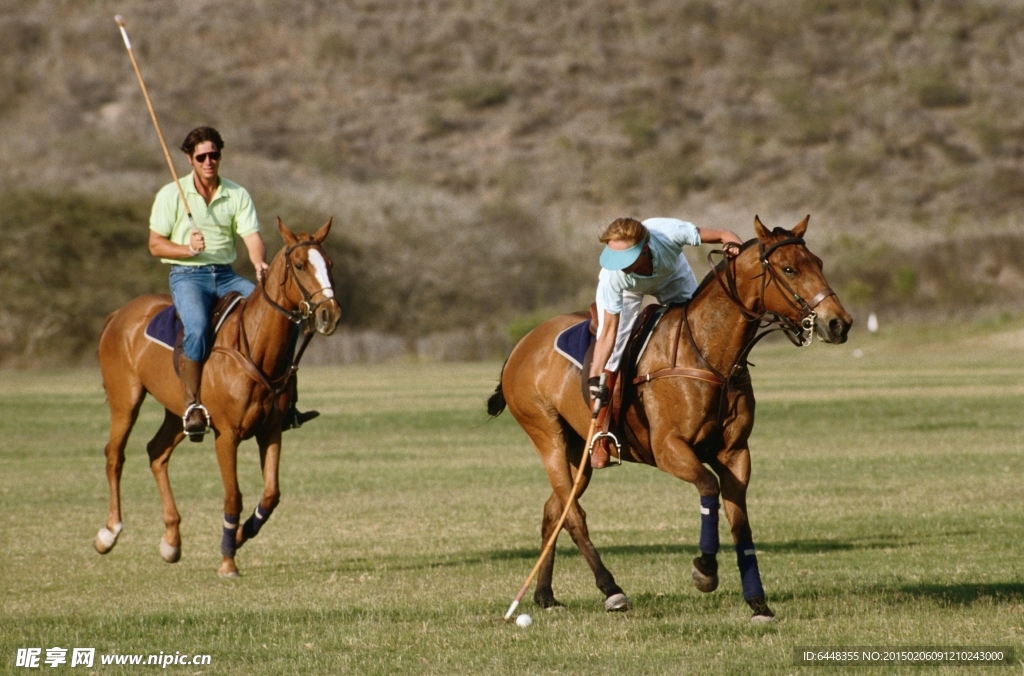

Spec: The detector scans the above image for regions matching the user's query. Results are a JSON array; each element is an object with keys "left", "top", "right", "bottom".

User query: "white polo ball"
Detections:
[{"left": 515, "top": 613, "right": 533, "bottom": 628}]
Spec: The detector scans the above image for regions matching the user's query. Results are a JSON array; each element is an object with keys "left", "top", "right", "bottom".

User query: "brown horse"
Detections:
[
  {"left": 94, "top": 218, "right": 341, "bottom": 577},
  {"left": 488, "top": 216, "right": 852, "bottom": 621}
]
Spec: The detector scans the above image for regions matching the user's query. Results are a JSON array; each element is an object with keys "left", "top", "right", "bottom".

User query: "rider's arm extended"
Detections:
[
  {"left": 696, "top": 227, "right": 743, "bottom": 254},
  {"left": 241, "top": 232, "right": 269, "bottom": 282},
  {"left": 589, "top": 310, "right": 620, "bottom": 379}
]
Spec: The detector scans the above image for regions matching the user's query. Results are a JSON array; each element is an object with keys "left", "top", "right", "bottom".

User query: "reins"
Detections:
[
  {"left": 632, "top": 237, "right": 834, "bottom": 417},
  {"left": 212, "top": 239, "right": 327, "bottom": 411}
]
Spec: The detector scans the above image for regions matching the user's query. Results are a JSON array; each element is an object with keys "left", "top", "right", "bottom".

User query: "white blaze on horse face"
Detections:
[{"left": 307, "top": 249, "right": 335, "bottom": 299}]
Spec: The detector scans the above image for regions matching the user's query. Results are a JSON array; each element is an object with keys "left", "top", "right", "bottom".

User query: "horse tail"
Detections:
[{"left": 486, "top": 360, "right": 508, "bottom": 417}]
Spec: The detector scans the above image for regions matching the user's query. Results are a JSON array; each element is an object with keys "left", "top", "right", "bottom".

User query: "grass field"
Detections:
[{"left": 2, "top": 321, "right": 1024, "bottom": 674}]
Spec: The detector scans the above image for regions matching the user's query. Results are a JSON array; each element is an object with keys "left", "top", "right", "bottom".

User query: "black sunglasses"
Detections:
[{"left": 194, "top": 151, "right": 221, "bottom": 163}]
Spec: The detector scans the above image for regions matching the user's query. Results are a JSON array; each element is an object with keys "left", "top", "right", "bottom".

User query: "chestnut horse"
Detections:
[
  {"left": 488, "top": 216, "right": 852, "bottom": 621},
  {"left": 94, "top": 218, "right": 341, "bottom": 577}
]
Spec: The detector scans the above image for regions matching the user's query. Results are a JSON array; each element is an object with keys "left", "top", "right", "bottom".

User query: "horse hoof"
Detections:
[
  {"left": 747, "top": 596, "right": 776, "bottom": 623},
  {"left": 691, "top": 564, "right": 719, "bottom": 593},
  {"left": 159, "top": 539, "right": 181, "bottom": 563},
  {"left": 218, "top": 560, "right": 240, "bottom": 578},
  {"left": 604, "top": 593, "right": 632, "bottom": 612},
  {"left": 94, "top": 523, "right": 123, "bottom": 555}
]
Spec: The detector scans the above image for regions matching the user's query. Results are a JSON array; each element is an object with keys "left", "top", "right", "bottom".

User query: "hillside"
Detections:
[{"left": 3, "top": 0, "right": 1024, "bottom": 366}]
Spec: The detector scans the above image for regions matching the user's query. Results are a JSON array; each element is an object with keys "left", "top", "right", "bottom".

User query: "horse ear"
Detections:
[
  {"left": 753, "top": 215, "right": 771, "bottom": 242},
  {"left": 313, "top": 217, "right": 333, "bottom": 243},
  {"left": 278, "top": 217, "right": 298, "bottom": 246},
  {"left": 792, "top": 214, "right": 809, "bottom": 238}
]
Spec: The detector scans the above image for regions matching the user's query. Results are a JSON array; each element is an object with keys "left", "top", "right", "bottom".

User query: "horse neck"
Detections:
[
  {"left": 239, "top": 265, "right": 296, "bottom": 376},
  {"left": 675, "top": 257, "right": 762, "bottom": 375}
]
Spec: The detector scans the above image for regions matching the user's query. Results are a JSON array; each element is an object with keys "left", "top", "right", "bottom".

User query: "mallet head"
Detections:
[{"left": 114, "top": 15, "right": 125, "bottom": 26}]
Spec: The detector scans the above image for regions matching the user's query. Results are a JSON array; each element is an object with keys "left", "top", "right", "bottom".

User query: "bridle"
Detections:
[
  {"left": 630, "top": 237, "right": 836, "bottom": 426},
  {"left": 261, "top": 239, "right": 336, "bottom": 325},
  {"left": 711, "top": 237, "right": 835, "bottom": 348},
  {"left": 212, "top": 238, "right": 336, "bottom": 412}
]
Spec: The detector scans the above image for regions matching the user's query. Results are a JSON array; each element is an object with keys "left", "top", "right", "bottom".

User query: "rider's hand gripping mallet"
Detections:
[
  {"left": 503, "top": 373, "right": 607, "bottom": 621},
  {"left": 114, "top": 15, "right": 200, "bottom": 239}
]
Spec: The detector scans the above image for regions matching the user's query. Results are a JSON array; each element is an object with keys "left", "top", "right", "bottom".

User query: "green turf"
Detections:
[{"left": 2, "top": 324, "right": 1024, "bottom": 674}]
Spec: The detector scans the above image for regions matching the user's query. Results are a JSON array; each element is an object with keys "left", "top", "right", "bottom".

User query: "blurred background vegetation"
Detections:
[{"left": 2, "top": 0, "right": 1024, "bottom": 366}]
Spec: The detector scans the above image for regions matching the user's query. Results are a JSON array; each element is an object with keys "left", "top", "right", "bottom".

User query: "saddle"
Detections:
[{"left": 144, "top": 292, "right": 245, "bottom": 375}]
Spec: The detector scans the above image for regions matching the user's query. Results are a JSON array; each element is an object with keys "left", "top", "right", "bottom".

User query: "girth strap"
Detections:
[
  {"left": 633, "top": 367, "right": 724, "bottom": 386},
  {"left": 633, "top": 367, "right": 752, "bottom": 387}
]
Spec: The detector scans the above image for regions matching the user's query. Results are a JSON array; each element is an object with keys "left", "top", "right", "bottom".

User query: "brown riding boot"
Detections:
[
  {"left": 179, "top": 356, "right": 210, "bottom": 442},
  {"left": 590, "top": 435, "right": 612, "bottom": 469}
]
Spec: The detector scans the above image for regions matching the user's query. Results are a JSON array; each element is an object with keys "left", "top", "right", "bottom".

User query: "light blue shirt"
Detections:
[{"left": 595, "top": 218, "right": 701, "bottom": 371}]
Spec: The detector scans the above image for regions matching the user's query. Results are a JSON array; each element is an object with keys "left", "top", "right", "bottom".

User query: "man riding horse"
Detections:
[
  {"left": 148, "top": 126, "right": 315, "bottom": 439},
  {"left": 588, "top": 217, "right": 743, "bottom": 468}
]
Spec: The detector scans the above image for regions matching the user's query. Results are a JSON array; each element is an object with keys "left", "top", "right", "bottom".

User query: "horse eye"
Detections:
[
  {"left": 295, "top": 262, "right": 305, "bottom": 271},
  {"left": 783, "top": 266, "right": 796, "bottom": 276}
]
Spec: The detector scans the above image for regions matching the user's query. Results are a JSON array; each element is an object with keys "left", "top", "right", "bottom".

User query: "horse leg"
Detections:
[
  {"left": 237, "top": 426, "right": 282, "bottom": 549},
  {"left": 214, "top": 430, "right": 243, "bottom": 578},
  {"left": 652, "top": 434, "right": 723, "bottom": 594},
  {"left": 95, "top": 381, "right": 145, "bottom": 554},
  {"left": 147, "top": 409, "right": 186, "bottom": 563},
  {"left": 530, "top": 422, "right": 628, "bottom": 611},
  {"left": 713, "top": 445, "right": 775, "bottom": 622}
]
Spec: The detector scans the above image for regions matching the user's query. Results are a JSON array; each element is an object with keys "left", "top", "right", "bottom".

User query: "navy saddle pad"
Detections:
[
  {"left": 144, "top": 304, "right": 181, "bottom": 351},
  {"left": 144, "top": 295, "right": 244, "bottom": 352},
  {"left": 554, "top": 319, "right": 593, "bottom": 370}
]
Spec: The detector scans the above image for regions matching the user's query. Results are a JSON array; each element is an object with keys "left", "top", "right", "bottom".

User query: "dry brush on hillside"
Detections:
[{"left": 2, "top": 0, "right": 1024, "bottom": 365}]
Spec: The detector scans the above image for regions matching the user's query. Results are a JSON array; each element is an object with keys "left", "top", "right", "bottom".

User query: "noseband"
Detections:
[
  {"left": 711, "top": 237, "right": 835, "bottom": 347},
  {"left": 261, "top": 240, "right": 335, "bottom": 325}
]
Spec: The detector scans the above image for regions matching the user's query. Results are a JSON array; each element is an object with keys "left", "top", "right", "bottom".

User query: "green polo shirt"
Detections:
[{"left": 149, "top": 172, "right": 260, "bottom": 266}]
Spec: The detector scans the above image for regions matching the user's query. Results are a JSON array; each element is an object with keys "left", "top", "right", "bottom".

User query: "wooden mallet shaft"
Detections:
[
  {"left": 114, "top": 15, "right": 198, "bottom": 233},
  {"left": 503, "top": 373, "right": 606, "bottom": 620}
]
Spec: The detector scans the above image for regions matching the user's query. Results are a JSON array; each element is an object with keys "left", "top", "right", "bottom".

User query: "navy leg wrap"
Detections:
[
  {"left": 735, "top": 542, "right": 765, "bottom": 600},
  {"left": 221, "top": 514, "right": 239, "bottom": 557},
  {"left": 699, "top": 495, "right": 720, "bottom": 555},
  {"left": 242, "top": 503, "right": 270, "bottom": 541}
]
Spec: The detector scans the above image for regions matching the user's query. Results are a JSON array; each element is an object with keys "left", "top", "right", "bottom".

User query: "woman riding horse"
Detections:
[
  {"left": 588, "top": 217, "right": 743, "bottom": 468},
  {"left": 490, "top": 215, "right": 852, "bottom": 621}
]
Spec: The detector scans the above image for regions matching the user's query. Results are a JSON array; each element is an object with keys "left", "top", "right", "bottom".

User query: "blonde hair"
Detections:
[{"left": 599, "top": 217, "right": 648, "bottom": 246}]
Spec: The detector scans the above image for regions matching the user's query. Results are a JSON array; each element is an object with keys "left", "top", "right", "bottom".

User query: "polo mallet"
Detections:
[
  {"left": 503, "top": 373, "right": 606, "bottom": 620},
  {"left": 114, "top": 15, "right": 198, "bottom": 235}
]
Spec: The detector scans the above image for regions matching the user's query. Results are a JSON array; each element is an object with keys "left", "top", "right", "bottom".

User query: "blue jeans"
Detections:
[{"left": 169, "top": 265, "right": 255, "bottom": 362}]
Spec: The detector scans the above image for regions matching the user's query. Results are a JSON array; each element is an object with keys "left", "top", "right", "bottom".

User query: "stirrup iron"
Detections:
[
  {"left": 183, "top": 403, "right": 212, "bottom": 439},
  {"left": 589, "top": 430, "right": 623, "bottom": 466}
]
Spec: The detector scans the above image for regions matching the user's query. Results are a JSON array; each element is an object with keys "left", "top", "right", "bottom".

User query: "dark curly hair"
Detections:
[{"left": 180, "top": 126, "right": 225, "bottom": 155}]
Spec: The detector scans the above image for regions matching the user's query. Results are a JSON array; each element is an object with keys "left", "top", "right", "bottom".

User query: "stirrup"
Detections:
[
  {"left": 588, "top": 431, "right": 623, "bottom": 466},
  {"left": 182, "top": 403, "right": 211, "bottom": 441}
]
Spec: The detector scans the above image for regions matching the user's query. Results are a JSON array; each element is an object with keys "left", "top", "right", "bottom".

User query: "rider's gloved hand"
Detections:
[{"left": 588, "top": 376, "right": 609, "bottom": 407}]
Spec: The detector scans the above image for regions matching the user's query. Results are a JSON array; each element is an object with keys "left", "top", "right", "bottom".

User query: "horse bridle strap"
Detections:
[
  {"left": 261, "top": 240, "right": 332, "bottom": 324},
  {"left": 212, "top": 296, "right": 316, "bottom": 411}
]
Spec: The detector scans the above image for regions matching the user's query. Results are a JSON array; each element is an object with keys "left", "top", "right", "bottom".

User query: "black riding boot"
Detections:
[
  {"left": 281, "top": 374, "right": 319, "bottom": 431},
  {"left": 179, "top": 356, "right": 210, "bottom": 442}
]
